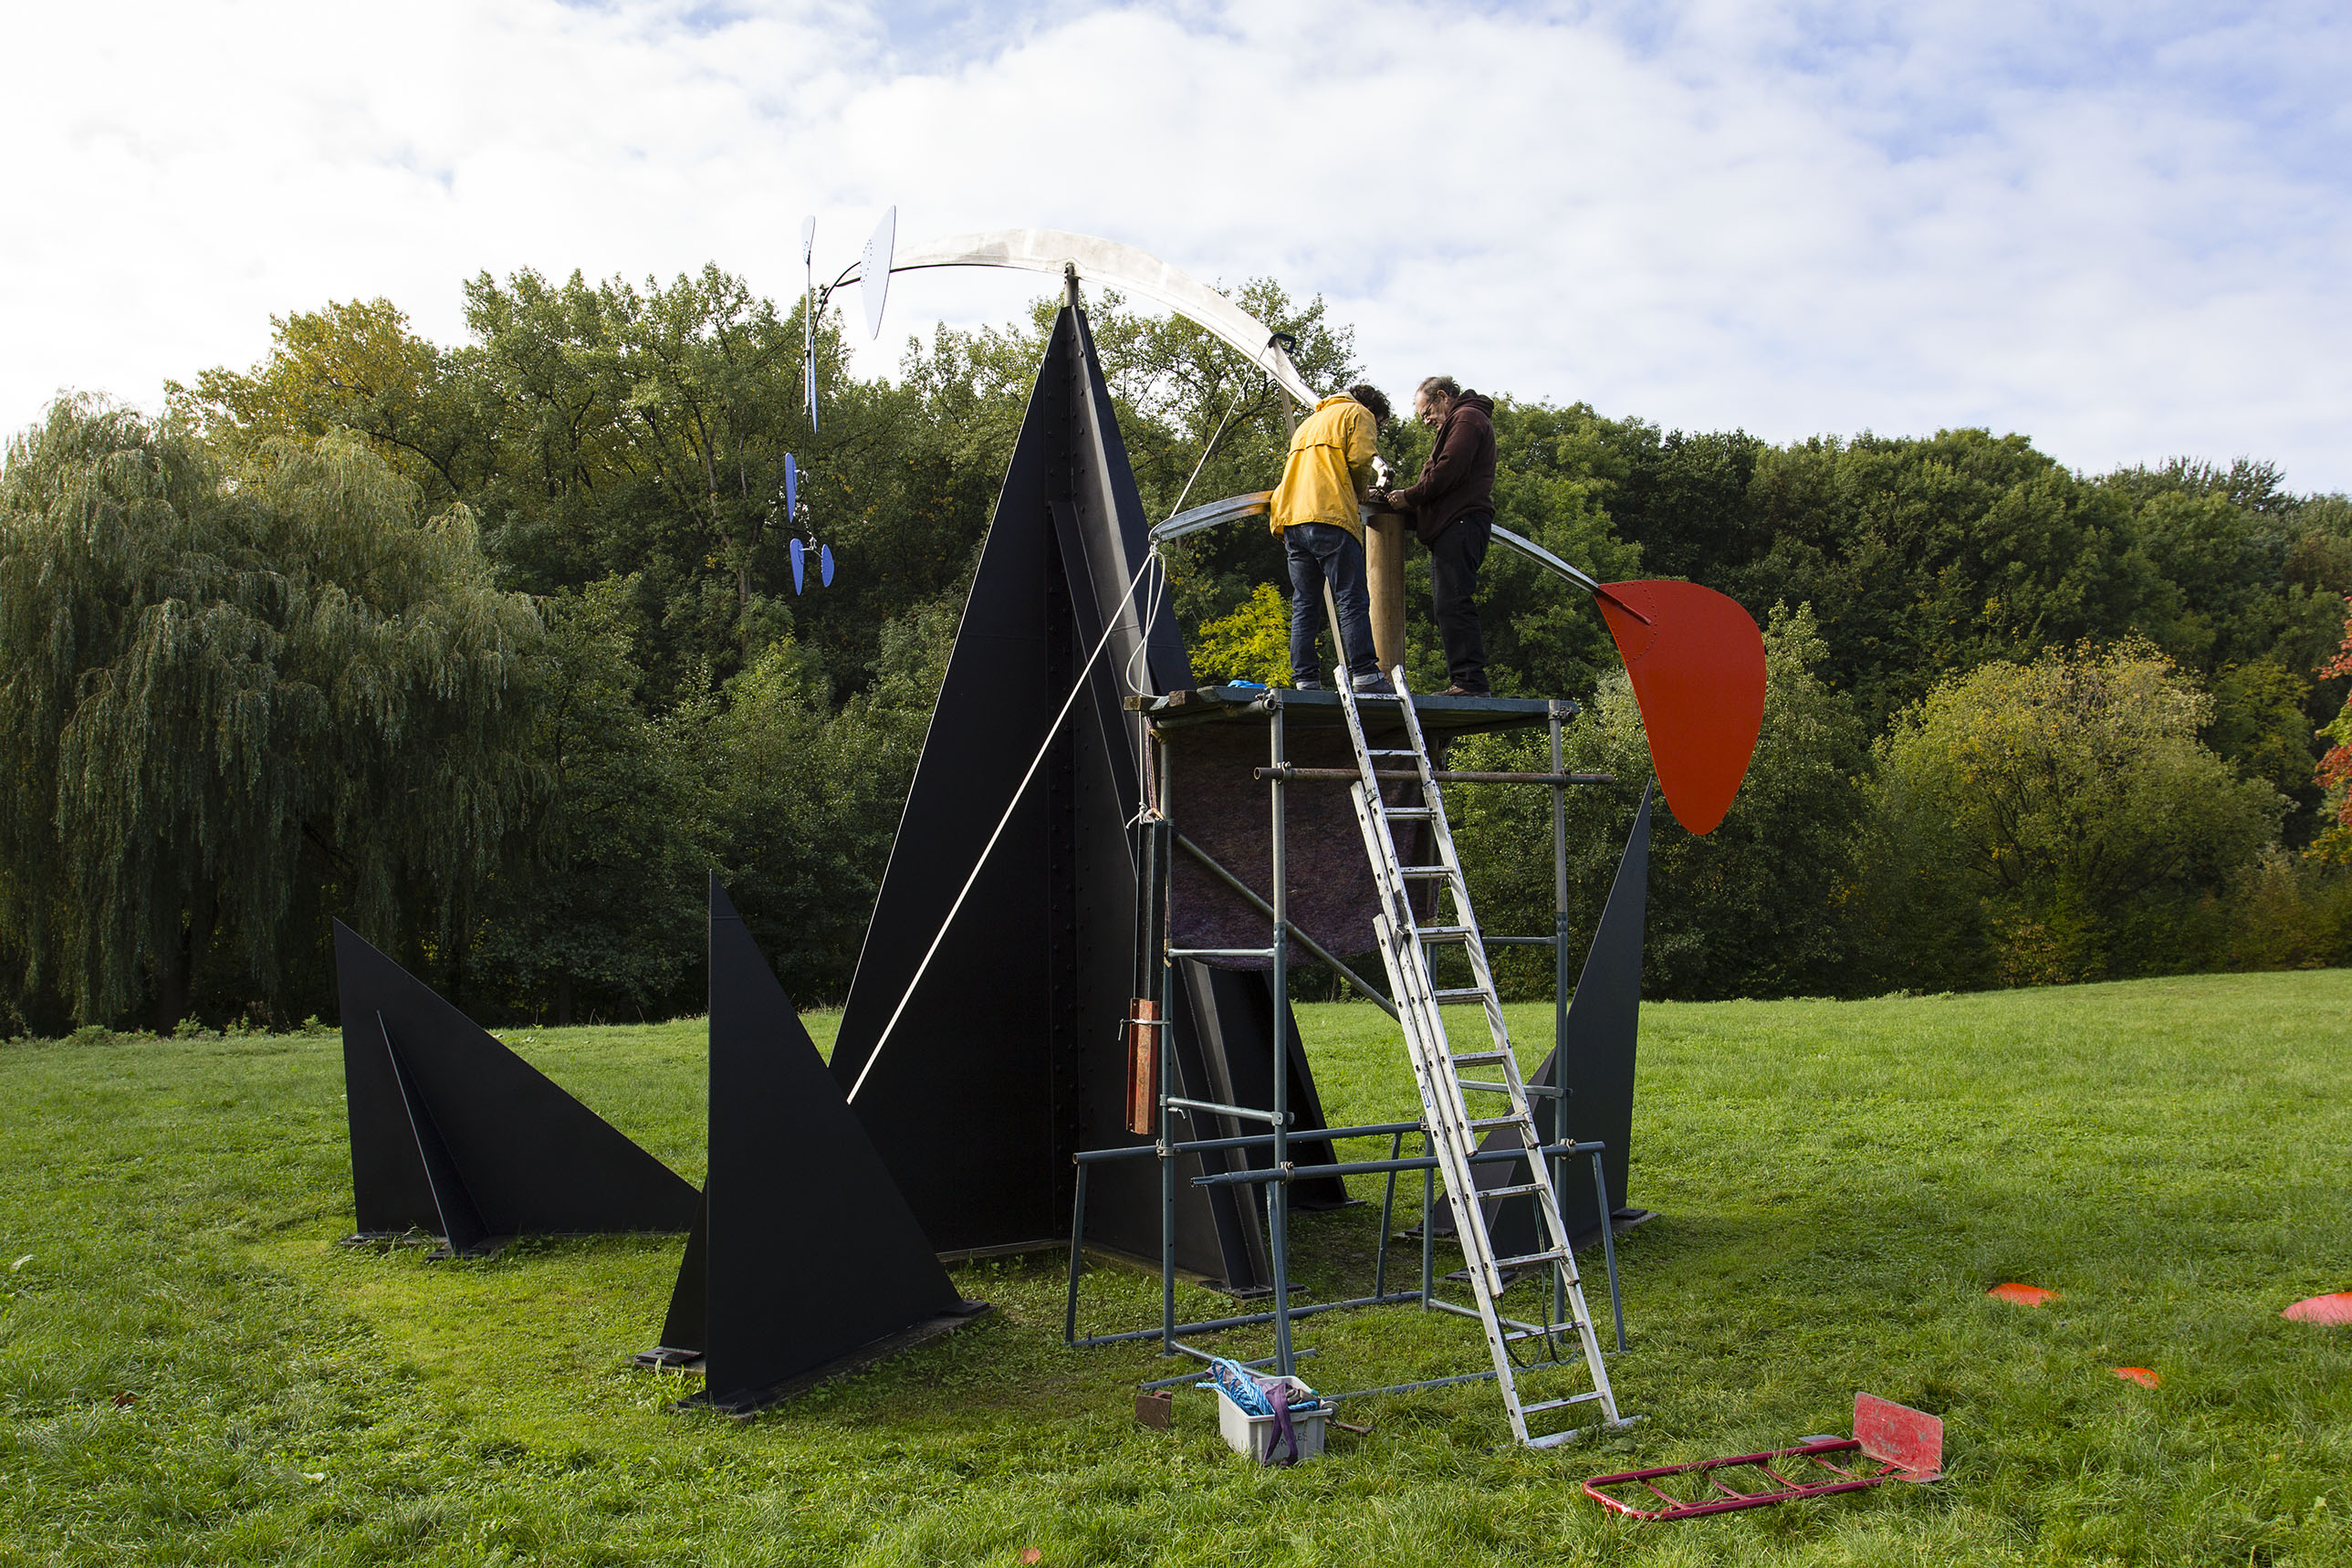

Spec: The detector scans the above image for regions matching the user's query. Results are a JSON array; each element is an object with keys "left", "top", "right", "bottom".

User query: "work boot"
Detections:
[
  {"left": 1350, "top": 671, "right": 1389, "bottom": 693},
  {"left": 1437, "top": 685, "right": 1489, "bottom": 697}
]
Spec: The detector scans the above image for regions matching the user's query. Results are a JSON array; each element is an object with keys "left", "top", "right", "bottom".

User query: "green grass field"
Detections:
[{"left": 4, "top": 973, "right": 2350, "bottom": 1564}]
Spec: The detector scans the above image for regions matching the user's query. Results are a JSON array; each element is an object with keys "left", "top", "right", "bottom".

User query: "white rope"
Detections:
[
  {"left": 1164, "top": 372, "right": 1256, "bottom": 525},
  {"left": 1121, "top": 542, "right": 1168, "bottom": 697},
  {"left": 847, "top": 548, "right": 1165, "bottom": 1103}
]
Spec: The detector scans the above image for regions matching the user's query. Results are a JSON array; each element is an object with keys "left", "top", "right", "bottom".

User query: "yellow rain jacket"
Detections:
[{"left": 1268, "top": 394, "right": 1378, "bottom": 544}]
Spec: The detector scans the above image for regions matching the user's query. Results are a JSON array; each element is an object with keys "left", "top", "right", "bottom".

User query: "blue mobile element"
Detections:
[
  {"left": 784, "top": 453, "right": 799, "bottom": 519},
  {"left": 820, "top": 543, "right": 835, "bottom": 588},
  {"left": 790, "top": 537, "right": 805, "bottom": 595}
]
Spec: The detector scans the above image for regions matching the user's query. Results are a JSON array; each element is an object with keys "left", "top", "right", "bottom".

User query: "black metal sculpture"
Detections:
[
  {"left": 645, "top": 879, "right": 983, "bottom": 1412},
  {"left": 826, "top": 293, "right": 1342, "bottom": 1291},
  {"left": 333, "top": 922, "right": 698, "bottom": 1256}
]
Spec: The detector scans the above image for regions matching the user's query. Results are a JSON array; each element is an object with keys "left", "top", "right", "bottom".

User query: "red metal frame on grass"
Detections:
[{"left": 1584, "top": 1394, "right": 1941, "bottom": 1521}]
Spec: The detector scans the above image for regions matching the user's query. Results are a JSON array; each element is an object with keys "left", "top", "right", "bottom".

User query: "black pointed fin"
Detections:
[
  {"left": 655, "top": 1192, "right": 710, "bottom": 1354},
  {"left": 333, "top": 923, "right": 699, "bottom": 1241},
  {"left": 695, "top": 877, "right": 967, "bottom": 1410},
  {"left": 379, "top": 1013, "right": 495, "bottom": 1256}
]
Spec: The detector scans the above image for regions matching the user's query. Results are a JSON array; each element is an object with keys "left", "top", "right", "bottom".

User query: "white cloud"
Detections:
[{"left": 3, "top": 1, "right": 2347, "bottom": 489}]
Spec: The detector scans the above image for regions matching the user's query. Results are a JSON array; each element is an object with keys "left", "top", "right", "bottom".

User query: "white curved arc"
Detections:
[{"left": 843, "top": 228, "right": 1321, "bottom": 409}]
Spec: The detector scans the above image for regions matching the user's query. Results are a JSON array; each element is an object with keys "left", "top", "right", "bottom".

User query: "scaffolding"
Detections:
[{"left": 1063, "top": 682, "right": 1634, "bottom": 1426}]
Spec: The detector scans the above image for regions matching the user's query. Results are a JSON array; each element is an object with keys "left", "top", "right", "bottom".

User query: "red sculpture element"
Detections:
[
  {"left": 1988, "top": 1282, "right": 2057, "bottom": 1306},
  {"left": 1594, "top": 580, "right": 1766, "bottom": 836},
  {"left": 2111, "top": 1366, "right": 2160, "bottom": 1387}
]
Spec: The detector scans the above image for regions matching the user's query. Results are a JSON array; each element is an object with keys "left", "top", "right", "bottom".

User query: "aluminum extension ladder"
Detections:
[{"left": 1335, "top": 665, "right": 1628, "bottom": 1448}]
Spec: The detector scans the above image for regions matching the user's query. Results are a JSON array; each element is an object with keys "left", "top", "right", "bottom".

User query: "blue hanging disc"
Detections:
[
  {"left": 820, "top": 542, "right": 835, "bottom": 588},
  {"left": 785, "top": 453, "right": 799, "bottom": 518},
  {"left": 789, "top": 537, "right": 804, "bottom": 594}
]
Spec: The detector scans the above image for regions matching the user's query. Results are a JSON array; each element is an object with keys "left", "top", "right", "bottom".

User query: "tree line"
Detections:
[{"left": 5, "top": 264, "right": 2349, "bottom": 1034}]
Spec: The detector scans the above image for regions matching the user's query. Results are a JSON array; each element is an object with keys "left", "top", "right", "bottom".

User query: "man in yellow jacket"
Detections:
[{"left": 1269, "top": 384, "right": 1390, "bottom": 691}]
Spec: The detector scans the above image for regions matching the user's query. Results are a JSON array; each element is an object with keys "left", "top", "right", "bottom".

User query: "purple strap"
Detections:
[{"left": 1256, "top": 1375, "right": 1298, "bottom": 1466}]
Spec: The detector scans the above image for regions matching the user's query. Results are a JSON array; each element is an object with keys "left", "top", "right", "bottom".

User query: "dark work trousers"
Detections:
[
  {"left": 1427, "top": 511, "right": 1492, "bottom": 693},
  {"left": 1283, "top": 521, "right": 1379, "bottom": 686}
]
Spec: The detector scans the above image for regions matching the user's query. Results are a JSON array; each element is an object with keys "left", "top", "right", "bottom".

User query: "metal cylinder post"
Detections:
[
  {"left": 1158, "top": 727, "right": 1177, "bottom": 1354},
  {"left": 1269, "top": 696, "right": 1294, "bottom": 1377},
  {"left": 1420, "top": 1128, "right": 1437, "bottom": 1308},
  {"left": 1064, "top": 1163, "right": 1090, "bottom": 1344},
  {"left": 1374, "top": 1130, "right": 1402, "bottom": 1301},
  {"left": 1364, "top": 507, "right": 1409, "bottom": 674},
  {"left": 1594, "top": 1148, "right": 1626, "bottom": 1352},
  {"left": 1551, "top": 701, "right": 1571, "bottom": 1114}
]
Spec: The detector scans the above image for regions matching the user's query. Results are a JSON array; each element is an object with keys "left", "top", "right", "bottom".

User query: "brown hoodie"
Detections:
[{"left": 1393, "top": 391, "right": 1496, "bottom": 545}]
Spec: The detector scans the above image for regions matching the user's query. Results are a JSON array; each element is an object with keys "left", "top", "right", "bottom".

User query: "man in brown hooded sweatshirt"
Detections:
[{"left": 1378, "top": 375, "right": 1496, "bottom": 695}]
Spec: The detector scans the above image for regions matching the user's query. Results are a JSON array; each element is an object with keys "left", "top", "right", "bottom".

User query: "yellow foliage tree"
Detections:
[{"left": 1186, "top": 582, "right": 1291, "bottom": 686}]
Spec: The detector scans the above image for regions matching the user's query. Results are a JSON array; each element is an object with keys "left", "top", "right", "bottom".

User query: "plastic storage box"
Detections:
[{"left": 1211, "top": 1375, "right": 1329, "bottom": 1464}]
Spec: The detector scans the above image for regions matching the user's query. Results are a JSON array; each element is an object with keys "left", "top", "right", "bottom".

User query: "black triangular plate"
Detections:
[
  {"left": 656, "top": 879, "right": 977, "bottom": 1411},
  {"left": 335, "top": 922, "right": 698, "bottom": 1250}
]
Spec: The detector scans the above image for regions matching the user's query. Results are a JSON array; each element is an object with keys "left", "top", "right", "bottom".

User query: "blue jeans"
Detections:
[{"left": 1284, "top": 522, "right": 1378, "bottom": 686}]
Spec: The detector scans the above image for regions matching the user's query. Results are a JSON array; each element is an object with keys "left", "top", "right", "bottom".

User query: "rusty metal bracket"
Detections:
[{"left": 1583, "top": 1394, "right": 1943, "bottom": 1521}]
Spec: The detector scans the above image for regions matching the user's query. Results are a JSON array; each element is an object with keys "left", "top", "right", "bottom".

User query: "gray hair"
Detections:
[{"left": 1416, "top": 375, "right": 1461, "bottom": 408}]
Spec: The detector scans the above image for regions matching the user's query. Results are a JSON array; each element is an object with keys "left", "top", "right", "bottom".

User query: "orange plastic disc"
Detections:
[
  {"left": 2111, "top": 1366, "right": 2160, "bottom": 1387},
  {"left": 2283, "top": 1292, "right": 2352, "bottom": 1325},
  {"left": 1988, "top": 1282, "right": 2058, "bottom": 1306}
]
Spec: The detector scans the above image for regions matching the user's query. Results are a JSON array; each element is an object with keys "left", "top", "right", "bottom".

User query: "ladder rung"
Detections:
[
  {"left": 1520, "top": 1393, "right": 1605, "bottom": 1416},
  {"left": 1482, "top": 1182, "right": 1545, "bottom": 1198},
  {"left": 1494, "top": 1249, "right": 1566, "bottom": 1270},
  {"left": 1398, "top": 865, "right": 1453, "bottom": 878},
  {"left": 1415, "top": 925, "right": 1476, "bottom": 943},
  {"left": 1367, "top": 748, "right": 1419, "bottom": 758},
  {"left": 1456, "top": 1079, "right": 1516, "bottom": 1094},
  {"left": 1385, "top": 805, "right": 1438, "bottom": 820},
  {"left": 1429, "top": 987, "right": 1492, "bottom": 1005},
  {"left": 1501, "top": 1322, "right": 1584, "bottom": 1343},
  {"left": 1448, "top": 1049, "right": 1511, "bottom": 1065},
  {"left": 1524, "top": 1428, "right": 1590, "bottom": 1450},
  {"left": 1468, "top": 1113, "right": 1532, "bottom": 1130}
]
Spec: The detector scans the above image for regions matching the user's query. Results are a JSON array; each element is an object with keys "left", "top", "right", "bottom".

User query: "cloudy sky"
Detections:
[{"left": 6, "top": 1, "right": 2347, "bottom": 488}]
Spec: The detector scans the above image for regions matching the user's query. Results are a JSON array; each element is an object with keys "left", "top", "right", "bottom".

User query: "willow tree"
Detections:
[{"left": 0, "top": 398, "right": 543, "bottom": 1029}]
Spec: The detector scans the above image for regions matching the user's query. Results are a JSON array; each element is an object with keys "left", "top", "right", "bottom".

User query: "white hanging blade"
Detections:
[
  {"left": 861, "top": 206, "right": 896, "bottom": 340},
  {"left": 800, "top": 215, "right": 815, "bottom": 266},
  {"left": 883, "top": 228, "right": 1322, "bottom": 408}
]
